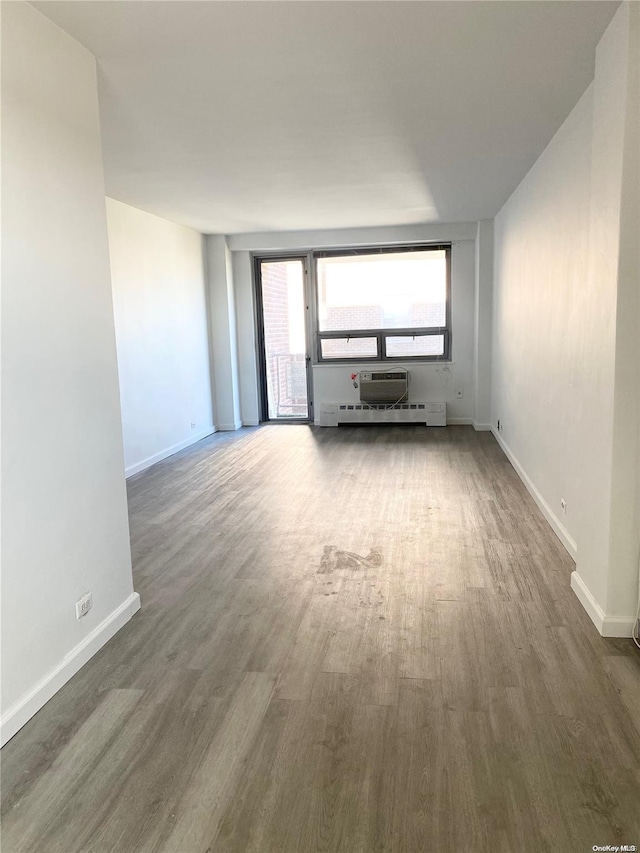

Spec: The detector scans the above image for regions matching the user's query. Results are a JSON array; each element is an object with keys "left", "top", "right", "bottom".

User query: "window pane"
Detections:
[
  {"left": 317, "top": 250, "right": 447, "bottom": 332},
  {"left": 320, "top": 337, "right": 378, "bottom": 359},
  {"left": 385, "top": 335, "right": 444, "bottom": 358}
]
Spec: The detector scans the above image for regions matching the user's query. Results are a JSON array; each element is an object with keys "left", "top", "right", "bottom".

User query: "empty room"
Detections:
[{"left": 1, "top": 1, "right": 639, "bottom": 851}]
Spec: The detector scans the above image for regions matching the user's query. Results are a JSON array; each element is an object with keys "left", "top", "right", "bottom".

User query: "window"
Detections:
[{"left": 315, "top": 245, "right": 450, "bottom": 362}]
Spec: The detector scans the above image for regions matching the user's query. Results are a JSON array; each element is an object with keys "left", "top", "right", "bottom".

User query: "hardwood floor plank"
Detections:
[
  {"left": 1, "top": 689, "right": 142, "bottom": 852},
  {"left": 2, "top": 425, "right": 638, "bottom": 853},
  {"left": 161, "top": 671, "right": 275, "bottom": 853},
  {"left": 601, "top": 653, "right": 640, "bottom": 737}
]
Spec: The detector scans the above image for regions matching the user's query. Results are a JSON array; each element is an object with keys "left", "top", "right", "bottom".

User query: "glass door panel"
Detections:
[{"left": 259, "top": 259, "right": 309, "bottom": 420}]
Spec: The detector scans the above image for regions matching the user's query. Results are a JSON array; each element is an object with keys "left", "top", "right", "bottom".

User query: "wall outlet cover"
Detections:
[{"left": 75, "top": 592, "right": 92, "bottom": 620}]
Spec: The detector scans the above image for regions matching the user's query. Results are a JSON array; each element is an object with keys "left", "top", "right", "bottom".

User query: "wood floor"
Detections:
[{"left": 2, "top": 425, "right": 639, "bottom": 853}]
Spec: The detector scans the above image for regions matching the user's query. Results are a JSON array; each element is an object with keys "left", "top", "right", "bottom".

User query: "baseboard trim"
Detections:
[
  {"left": 571, "top": 570, "right": 606, "bottom": 632},
  {"left": 492, "top": 428, "right": 577, "bottom": 562},
  {"left": 473, "top": 422, "right": 493, "bottom": 431},
  {"left": 218, "top": 421, "right": 243, "bottom": 431},
  {"left": 0, "top": 592, "right": 141, "bottom": 747},
  {"left": 241, "top": 419, "right": 260, "bottom": 427},
  {"left": 447, "top": 417, "right": 473, "bottom": 425},
  {"left": 125, "top": 427, "right": 216, "bottom": 478},
  {"left": 570, "top": 571, "right": 634, "bottom": 637},
  {"left": 601, "top": 616, "right": 636, "bottom": 638}
]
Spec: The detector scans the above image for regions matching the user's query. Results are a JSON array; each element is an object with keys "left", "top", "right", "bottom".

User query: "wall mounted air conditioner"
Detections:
[{"left": 359, "top": 371, "right": 408, "bottom": 404}]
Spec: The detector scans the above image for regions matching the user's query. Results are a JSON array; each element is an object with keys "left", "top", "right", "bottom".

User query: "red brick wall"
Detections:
[
  {"left": 408, "top": 302, "right": 446, "bottom": 327},
  {"left": 322, "top": 302, "right": 444, "bottom": 331},
  {"left": 324, "top": 305, "right": 383, "bottom": 331}
]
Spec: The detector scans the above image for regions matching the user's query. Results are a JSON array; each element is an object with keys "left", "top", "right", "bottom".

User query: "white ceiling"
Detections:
[{"left": 35, "top": 1, "right": 619, "bottom": 235}]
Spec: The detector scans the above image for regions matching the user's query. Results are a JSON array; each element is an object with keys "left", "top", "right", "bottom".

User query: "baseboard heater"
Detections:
[{"left": 319, "top": 402, "right": 446, "bottom": 427}]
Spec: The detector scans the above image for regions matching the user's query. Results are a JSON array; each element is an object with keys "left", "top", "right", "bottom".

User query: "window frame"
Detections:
[{"left": 314, "top": 243, "right": 452, "bottom": 364}]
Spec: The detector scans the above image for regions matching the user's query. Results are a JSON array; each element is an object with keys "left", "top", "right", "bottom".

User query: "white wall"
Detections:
[
  {"left": 233, "top": 251, "right": 260, "bottom": 426},
  {"left": 473, "top": 220, "right": 493, "bottom": 430},
  {"left": 227, "top": 223, "right": 477, "bottom": 254},
  {"left": 206, "top": 236, "right": 242, "bottom": 431},
  {"left": 1, "top": 3, "right": 139, "bottom": 744},
  {"left": 572, "top": 6, "right": 631, "bottom": 614},
  {"left": 107, "top": 199, "right": 215, "bottom": 476},
  {"left": 491, "top": 1, "right": 640, "bottom": 635},
  {"left": 591, "top": 1, "right": 639, "bottom": 621},
  {"left": 491, "top": 84, "right": 593, "bottom": 557}
]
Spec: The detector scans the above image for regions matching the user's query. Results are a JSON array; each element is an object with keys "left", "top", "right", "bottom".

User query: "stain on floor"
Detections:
[{"left": 319, "top": 546, "right": 383, "bottom": 573}]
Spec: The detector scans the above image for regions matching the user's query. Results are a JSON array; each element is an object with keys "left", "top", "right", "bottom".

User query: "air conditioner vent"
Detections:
[{"left": 359, "top": 370, "right": 409, "bottom": 404}]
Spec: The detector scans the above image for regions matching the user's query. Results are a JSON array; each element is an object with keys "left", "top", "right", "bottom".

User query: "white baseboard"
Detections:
[
  {"left": 242, "top": 419, "right": 260, "bottom": 427},
  {"left": 492, "top": 428, "right": 577, "bottom": 561},
  {"left": 313, "top": 415, "right": 473, "bottom": 427},
  {"left": 570, "top": 571, "right": 635, "bottom": 637},
  {"left": 218, "top": 421, "right": 243, "bottom": 431},
  {"left": 125, "top": 427, "right": 216, "bottom": 477},
  {"left": 0, "top": 592, "right": 141, "bottom": 747},
  {"left": 602, "top": 616, "right": 637, "bottom": 637},
  {"left": 473, "top": 422, "right": 493, "bottom": 431},
  {"left": 571, "top": 570, "right": 606, "bottom": 631}
]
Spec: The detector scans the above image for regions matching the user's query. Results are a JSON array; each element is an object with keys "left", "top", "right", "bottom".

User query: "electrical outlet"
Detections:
[
  {"left": 560, "top": 498, "right": 567, "bottom": 514},
  {"left": 190, "top": 422, "right": 196, "bottom": 429},
  {"left": 75, "top": 592, "right": 92, "bottom": 620},
  {"left": 455, "top": 389, "right": 463, "bottom": 399}
]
